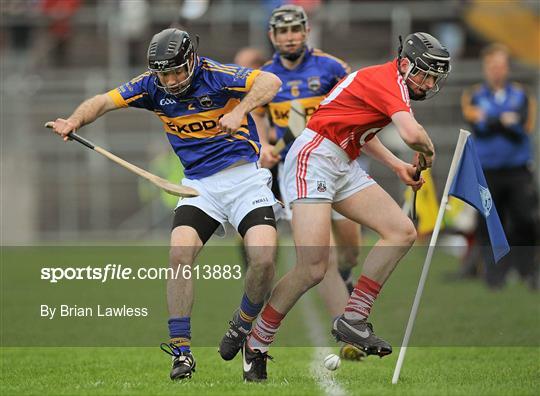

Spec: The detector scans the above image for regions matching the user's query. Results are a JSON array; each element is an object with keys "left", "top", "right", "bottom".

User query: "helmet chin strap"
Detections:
[
  {"left": 274, "top": 32, "right": 306, "bottom": 62},
  {"left": 282, "top": 48, "right": 304, "bottom": 61}
]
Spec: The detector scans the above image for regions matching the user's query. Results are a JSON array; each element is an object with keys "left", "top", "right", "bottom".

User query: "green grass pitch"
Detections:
[
  {"left": 2, "top": 347, "right": 538, "bottom": 395},
  {"left": 1, "top": 242, "right": 539, "bottom": 395}
]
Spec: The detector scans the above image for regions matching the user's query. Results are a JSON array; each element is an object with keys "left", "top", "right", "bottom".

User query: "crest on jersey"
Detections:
[
  {"left": 197, "top": 95, "right": 213, "bottom": 108},
  {"left": 479, "top": 184, "right": 492, "bottom": 217},
  {"left": 317, "top": 180, "right": 327, "bottom": 193},
  {"left": 308, "top": 76, "right": 321, "bottom": 92}
]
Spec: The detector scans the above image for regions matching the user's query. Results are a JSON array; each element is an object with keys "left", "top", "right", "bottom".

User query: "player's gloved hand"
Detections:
[
  {"left": 260, "top": 145, "right": 280, "bottom": 168},
  {"left": 47, "top": 118, "right": 81, "bottom": 141},
  {"left": 395, "top": 161, "right": 424, "bottom": 192},
  {"left": 219, "top": 109, "right": 245, "bottom": 135}
]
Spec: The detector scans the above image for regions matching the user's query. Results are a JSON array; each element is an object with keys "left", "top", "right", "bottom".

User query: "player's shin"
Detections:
[
  {"left": 220, "top": 226, "right": 277, "bottom": 361},
  {"left": 246, "top": 303, "right": 285, "bottom": 352},
  {"left": 344, "top": 275, "right": 381, "bottom": 321},
  {"left": 242, "top": 243, "right": 277, "bottom": 312},
  {"left": 164, "top": 244, "right": 198, "bottom": 379}
]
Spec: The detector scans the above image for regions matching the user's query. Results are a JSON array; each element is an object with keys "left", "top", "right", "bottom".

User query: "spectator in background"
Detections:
[
  {"left": 4, "top": 0, "right": 37, "bottom": 66},
  {"left": 461, "top": 43, "right": 539, "bottom": 290},
  {"left": 234, "top": 47, "right": 267, "bottom": 70},
  {"left": 118, "top": 0, "right": 150, "bottom": 67},
  {"left": 40, "top": 0, "right": 81, "bottom": 67}
]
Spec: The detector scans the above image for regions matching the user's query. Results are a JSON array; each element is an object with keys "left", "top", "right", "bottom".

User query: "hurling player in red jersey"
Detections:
[{"left": 244, "top": 33, "right": 451, "bottom": 368}]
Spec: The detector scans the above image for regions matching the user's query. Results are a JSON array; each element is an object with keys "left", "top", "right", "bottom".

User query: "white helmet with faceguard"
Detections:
[
  {"left": 147, "top": 28, "right": 198, "bottom": 96},
  {"left": 269, "top": 5, "right": 309, "bottom": 61},
  {"left": 398, "top": 32, "right": 451, "bottom": 101}
]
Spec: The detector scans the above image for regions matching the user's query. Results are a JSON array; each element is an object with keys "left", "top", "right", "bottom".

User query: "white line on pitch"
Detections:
[
  {"left": 299, "top": 289, "right": 347, "bottom": 396},
  {"left": 280, "top": 243, "right": 346, "bottom": 396}
]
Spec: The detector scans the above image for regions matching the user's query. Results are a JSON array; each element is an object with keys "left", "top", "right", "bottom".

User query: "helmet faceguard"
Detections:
[
  {"left": 269, "top": 5, "right": 308, "bottom": 62},
  {"left": 398, "top": 32, "right": 451, "bottom": 100},
  {"left": 147, "top": 29, "right": 199, "bottom": 96}
]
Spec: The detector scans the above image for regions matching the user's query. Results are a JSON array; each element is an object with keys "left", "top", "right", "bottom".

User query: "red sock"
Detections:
[
  {"left": 247, "top": 304, "right": 285, "bottom": 352},
  {"left": 344, "top": 275, "right": 381, "bottom": 321}
]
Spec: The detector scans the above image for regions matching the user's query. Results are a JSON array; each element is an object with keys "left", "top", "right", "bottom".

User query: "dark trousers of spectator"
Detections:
[{"left": 477, "top": 166, "right": 539, "bottom": 289}]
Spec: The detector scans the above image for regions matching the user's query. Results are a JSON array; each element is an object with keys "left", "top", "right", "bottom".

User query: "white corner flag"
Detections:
[{"left": 391, "top": 129, "right": 509, "bottom": 384}]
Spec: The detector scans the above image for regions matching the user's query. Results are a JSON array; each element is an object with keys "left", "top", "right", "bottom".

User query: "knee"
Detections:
[
  {"left": 248, "top": 256, "right": 275, "bottom": 275},
  {"left": 339, "top": 246, "right": 359, "bottom": 268},
  {"left": 169, "top": 247, "right": 196, "bottom": 268},
  {"left": 300, "top": 263, "right": 327, "bottom": 288},
  {"left": 386, "top": 218, "right": 417, "bottom": 246},
  {"left": 401, "top": 220, "right": 417, "bottom": 245},
  {"left": 247, "top": 247, "right": 276, "bottom": 272}
]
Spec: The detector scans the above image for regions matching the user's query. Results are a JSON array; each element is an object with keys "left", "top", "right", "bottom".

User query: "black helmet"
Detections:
[
  {"left": 147, "top": 28, "right": 198, "bottom": 96},
  {"left": 269, "top": 5, "right": 308, "bottom": 61},
  {"left": 398, "top": 32, "right": 451, "bottom": 100}
]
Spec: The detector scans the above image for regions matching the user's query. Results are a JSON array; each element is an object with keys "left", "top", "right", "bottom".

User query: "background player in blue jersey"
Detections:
[
  {"left": 250, "top": 5, "right": 365, "bottom": 374},
  {"left": 48, "top": 28, "right": 282, "bottom": 381},
  {"left": 461, "top": 43, "right": 538, "bottom": 290}
]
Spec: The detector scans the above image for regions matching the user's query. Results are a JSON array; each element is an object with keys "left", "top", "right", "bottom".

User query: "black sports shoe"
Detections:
[
  {"left": 219, "top": 310, "right": 250, "bottom": 361},
  {"left": 339, "top": 343, "right": 366, "bottom": 361},
  {"left": 242, "top": 342, "right": 272, "bottom": 382},
  {"left": 160, "top": 343, "right": 196, "bottom": 380},
  {"left": 331, "top": 314, "right": 392, "bottom": 357}
]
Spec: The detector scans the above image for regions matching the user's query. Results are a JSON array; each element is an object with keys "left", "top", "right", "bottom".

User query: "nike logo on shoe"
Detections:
[
  {"left": 264, "top": 216, "right": 274, "bottom": 221},
  {"left": 340, "top": 319, "right": 370, "bottom": 338}
]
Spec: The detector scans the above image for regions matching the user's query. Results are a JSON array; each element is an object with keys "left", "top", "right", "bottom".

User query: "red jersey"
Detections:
[{"left": 307, "top": 59, "right": 411, "bottom": 160}]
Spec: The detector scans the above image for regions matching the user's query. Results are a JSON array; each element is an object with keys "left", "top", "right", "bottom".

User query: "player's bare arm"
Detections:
[
  {"left": 391, "top": 111, "right": 435, "bottom": 168},
  {"left": 252, "top": 109, "right": 281, "bottom": 167},
  {"left": 50, "top": 94, "right": 118, "bottom": 141},
  {"left": 219, "top": 71, "right": 281, "bottom": 134},
  {"left": 362, "top": 136, "right": 423, "bottom": 191}
]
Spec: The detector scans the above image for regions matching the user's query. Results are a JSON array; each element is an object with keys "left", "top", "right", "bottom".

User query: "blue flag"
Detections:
[{"left": 448, "top": 138, "right": 510, "bottom": 262}]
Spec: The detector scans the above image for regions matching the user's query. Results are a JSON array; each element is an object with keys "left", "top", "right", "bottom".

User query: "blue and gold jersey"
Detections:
[
  {"left": 107, "top": 57, "right": 261, "bottom": 179},
  {"left": 261, "top": 48, "right": 349, "bottom": 157},
  {"left": 462, "top": 82, "right": 535, "bottom": 169}
]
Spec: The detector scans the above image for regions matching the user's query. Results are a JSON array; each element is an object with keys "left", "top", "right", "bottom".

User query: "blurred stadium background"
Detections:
[{"left": 1, "top": 0, "right": 538, "bottom": 244}]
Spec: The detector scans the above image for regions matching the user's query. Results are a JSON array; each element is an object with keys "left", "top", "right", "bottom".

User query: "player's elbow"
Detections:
[
  {"left": 400, "top": 124, "right": 423, "bottom": 146},
  {"left": 401, "top": 123, "right": 432, "bottom": 154},
  {"left": 92, "top": 93, "right": 117, "bottom": 116},
  {"left": 90, "top": 93, "right": 109, "bottom": 105},
  {"left": 262, "top": 71, "right": 282, "bottom": 94},
  {"left": 393, "top": 112, "right": 425, "bottom": 148}
]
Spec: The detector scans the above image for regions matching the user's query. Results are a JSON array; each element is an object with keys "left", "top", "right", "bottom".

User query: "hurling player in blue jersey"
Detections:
[
  {"left": 249, "top": 5, "right": 365, "bottom": 375},
  {"left": 48, "top": 28, "right": 282, "bottom": 381}
]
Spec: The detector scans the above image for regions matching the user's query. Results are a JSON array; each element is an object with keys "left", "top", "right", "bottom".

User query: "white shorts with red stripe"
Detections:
[{"left": 283, "top": 129, "right": 376, "bottom": 205}]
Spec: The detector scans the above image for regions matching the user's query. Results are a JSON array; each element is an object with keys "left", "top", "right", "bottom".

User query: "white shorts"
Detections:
[
  {"left": 330, "top": 156, "right": 371, "bottom": 221},
  {"left": 176, "top": 162, "right": 279, "bottom": 237},
  {"left": 277, "top": 162, "right": 353, "bottom": 221},
  {"left": 283, "top": 129, "right": 376, "bottom": 206}
]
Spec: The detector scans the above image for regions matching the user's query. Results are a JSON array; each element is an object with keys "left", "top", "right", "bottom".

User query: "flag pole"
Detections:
[{"left": 392, "top": 129, "right": 471, "bottom": 384}]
